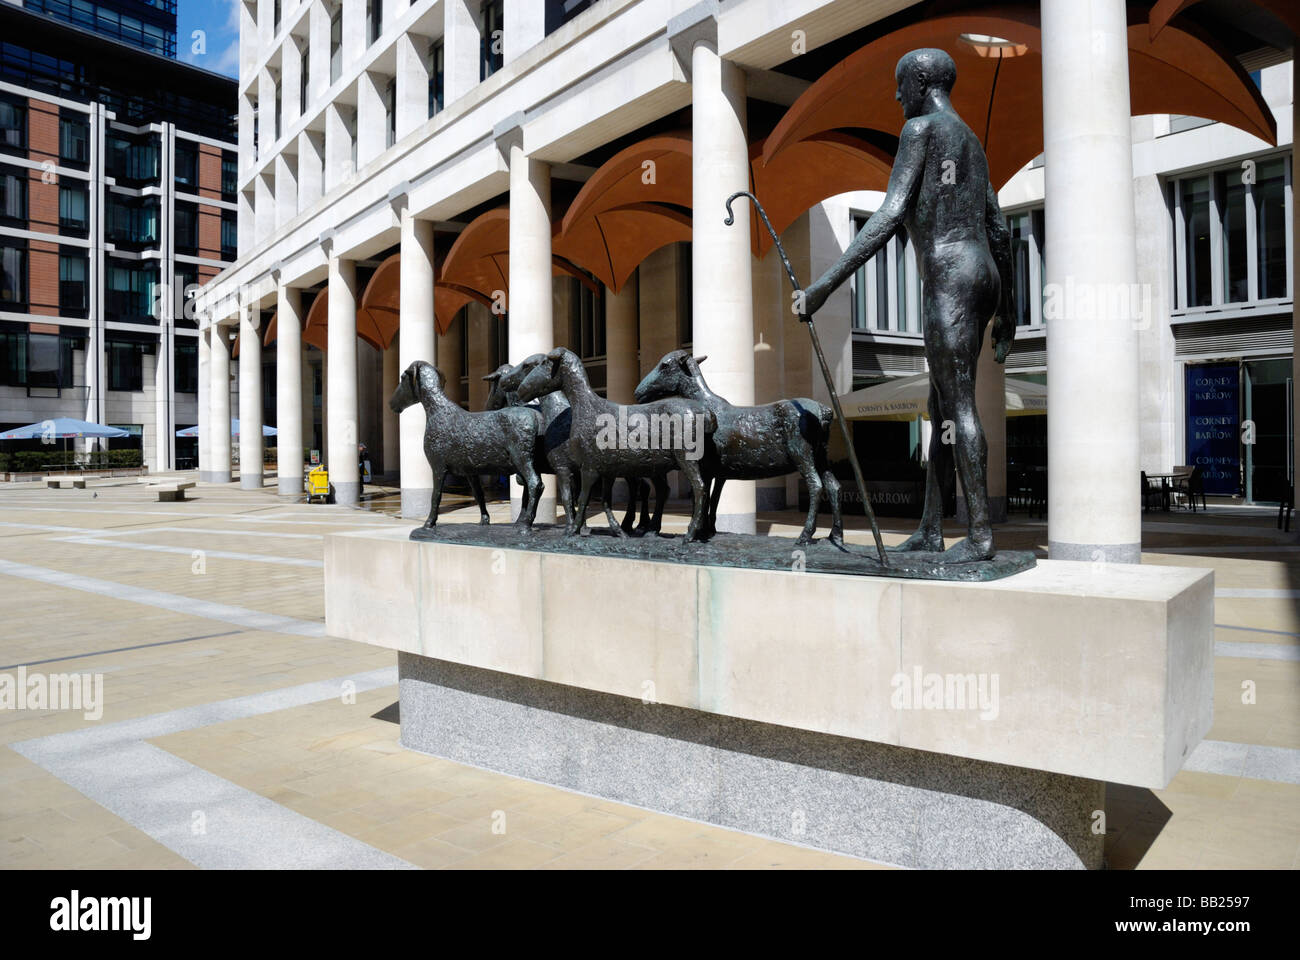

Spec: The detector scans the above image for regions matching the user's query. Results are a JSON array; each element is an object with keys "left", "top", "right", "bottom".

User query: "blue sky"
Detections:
[{"left": 177, "top": 0, "right": 240, "bottom": 78}]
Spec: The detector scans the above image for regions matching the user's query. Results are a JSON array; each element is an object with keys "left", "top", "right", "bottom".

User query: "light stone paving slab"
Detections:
[
  {"left": 0, "top": 558, "right": 327, "bottom": 636},
  {"left": 53, "top": 536, "right": 325, "bottom": 568},
  {"left": 11, "top": 668, "right": 409, "bottom": 869}
]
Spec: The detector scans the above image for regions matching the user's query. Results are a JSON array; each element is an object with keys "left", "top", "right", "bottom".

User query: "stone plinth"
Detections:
[{"left": 324, "top": 528, "right": 1214, "bottom": 868}]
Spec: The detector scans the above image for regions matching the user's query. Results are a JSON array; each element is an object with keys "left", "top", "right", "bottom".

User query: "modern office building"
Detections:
[
  {"left": 196, "top": 0, "right": 1295, "bottom": 559},
  {"left": 0, "top": 0, "right": 237, "bottom": 471}
]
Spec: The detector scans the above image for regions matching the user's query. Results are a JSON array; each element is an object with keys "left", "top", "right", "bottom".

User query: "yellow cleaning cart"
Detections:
[{"left": 307, "top": 465, "right": 330, "bottom": 503}]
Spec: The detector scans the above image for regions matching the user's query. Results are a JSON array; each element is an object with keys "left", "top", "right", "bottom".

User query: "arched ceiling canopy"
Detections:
[
  {"left": 762, "top": 4, "right": 1277, "bottom": 189},
  {"left": 1148, "top": 0, "right": 1300, "bottom": 43}
]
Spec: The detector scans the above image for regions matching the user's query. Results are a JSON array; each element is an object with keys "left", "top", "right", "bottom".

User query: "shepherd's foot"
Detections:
[
  {"left": 888, "top": 529, "right": 944, "bottom": 553},
  {"left": 940, "top": 536, "right": 995, "bottom": 563}
]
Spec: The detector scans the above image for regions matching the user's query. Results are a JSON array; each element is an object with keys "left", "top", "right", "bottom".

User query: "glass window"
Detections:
[
  {"left": 26, "top": 332, "right": 65, "bottom": 388},
  {"left": 175, "top": 339, "right": 198, "bottom": 393},
  {"left": 1008, "top": 213, "right": 1034, "bottom": 326},
  {"left": 221, "top": 211, "right": 237, "bottom": 260},
  {"left": 300, "top": 44, "right": 310, "bottom": 116},
  {"left": 0, "top": 165, "right": 26, "bottom": 222},
  {"left": 545, "top": 0, "right": 594, "bottom": 35},
  {"left": 59, "top": 114, "right": 89, "bottom": 167},
  {"left": 221, "top": 152, "right": 238, "bottom": 200},
  {"left": 895, "top": 228, "right": 909, "bottom": 331},
  {"left": 569, "top": 279, "right": 604, "bottom": 359},
  {"left": 174, "top": 200, "right": 198, "bottom": 255},
  {"left": 59, "top": 182, "right": 88, "bottom": 233},
  {"left": 368, "top": 0, "right": 382, "bottom": 44},
  {"left": 677, "top": 241, "right": 692, "bottom": 346},
  {"left": 175, "top": 140, "right": 197, "bottom": 188},
  {"left": 429, "top": 40, "right": 444, "bottom": 117},
  {"left": 1255, "top": 158, "right": 1287, "bottom": 300},
  {"left": 59, "top": 252, "right": 88, "bottom": 316},
  {"left": 105, "top": 261, "right": 158, "bottom": 321},
  {"left": 1181, "top": 176, "right": 1211, "bottom": 307},
  {"left": 330, "top": 7, "right": 343, "bottom": 84},
  {"left": 384, "top": 78, "right": 396, "bottom": 148},
  {"left": 0, "top": 96, "right": 26, "bottom": 154},
  {"left": 481, "top": 0, "right": 503, "bottom": 80},
  {"left": 1, "top": 240, "right": 28, "bottom": 304},
  {"left": 107, "top": 341, "right": 144, "bottom": 391},
  {"left": 1216, "top": 170, "right": 1248, "bottom": 303}
]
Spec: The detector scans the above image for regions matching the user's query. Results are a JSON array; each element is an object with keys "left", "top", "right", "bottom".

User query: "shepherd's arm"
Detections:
[
  {"left": 802, "top": 117, "right": 928, "bottom": 317},
  {"left": 985, "top": 179, "right": 1016, "bottom": 363}
]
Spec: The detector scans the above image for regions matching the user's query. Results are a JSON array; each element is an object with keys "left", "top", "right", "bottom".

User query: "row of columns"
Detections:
[{"left": 204, "top": 1, "right": 1147, "bottom": 563}]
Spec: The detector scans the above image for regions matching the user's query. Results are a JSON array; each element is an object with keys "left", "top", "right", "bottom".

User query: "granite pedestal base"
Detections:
[
  {"left": 399, "top": 653, "right": 1104, "bottom": 868},
  {"left": 325, "top": 528, "right": 1214, "bottom": 869}
]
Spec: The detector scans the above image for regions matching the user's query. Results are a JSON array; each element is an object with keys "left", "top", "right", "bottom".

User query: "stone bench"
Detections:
[
  {"left": 324, "top": 528, "right": 1214, "bottom": 869},
  {"left": 151, "top": 481, "right": 195, "bottom": 502}
]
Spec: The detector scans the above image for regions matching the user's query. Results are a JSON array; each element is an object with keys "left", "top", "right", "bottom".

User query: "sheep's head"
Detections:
[
  {"left": 517, "top": 349, "right": 575, "bottom": 403},
  {"left": 482, "top": 363, "right": 516, "bottom": 410},
  {"left": 390, "top": 361, "right": 444, "bottom": 413},
  {"left": 500, "top": 353, "right": 547, "bottom": 394},
  {"left": 634, "top": 350, "right": 707, "bottom": 402}
]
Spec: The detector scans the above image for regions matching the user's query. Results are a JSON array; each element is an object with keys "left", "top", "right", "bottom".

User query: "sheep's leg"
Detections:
[
  {"left": 681, "top": 459, "right": 708, "bottom": 542},
  {"left": 620, "top": 479, "right": 637, "bottom": 534},
  {"left": 647, "top": 475, "right": 668, "bottom": 534},
  {"left": 704, "top": 476, "right": 725, "bottom": 539},
  {"left": 424, "top": 468, "right": 446, "bottom": 528},
  {"left": 823, "top": 467, "right": 843, "bottom": 546},
  {"left": 553, "top": 466, "right": 575, "bottom": 531},
  {"left": 468, "top": 474, "right": 490, "bottom": 524},
  {"left": 569, "top": 469, "right": 597, "bottom": 537},
  {"left": 516, "top": 461, "right": 543, "bottom": 532},
  {"left": 795, "top": 456, "right": 822, "bottom": 547},
  {"left": 601, "top": 477, "right": 629, "bottom": 537}
]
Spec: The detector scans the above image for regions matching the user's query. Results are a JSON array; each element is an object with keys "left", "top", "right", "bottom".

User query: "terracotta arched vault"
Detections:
[
  {"left": 762, "top": 4, "right": 1276, "bottom": 189},
  {"left": 1149, "top": 0, "right": 1300, "bottom": 42}
]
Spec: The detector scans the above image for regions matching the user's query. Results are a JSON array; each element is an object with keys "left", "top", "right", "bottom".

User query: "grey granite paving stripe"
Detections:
[
  {"left": 0, "top": 505, "right": 396, "bottom": 525},
  {"left": 1183, "top": 740, "right": 1300, "bottom": 785},
  {"left": 1216, "top": 623, "right": 1300, "bottom": 638},
  {"left": 54, "top": 536, "right": 324, "bottom": 568},
  {"left": 1215, "top": 640, "right": 1300, "bottom": 661},
  {"left": 113, "top": 527, "right": 326, "bottom": 540},
  {"left": 0, "top": 630, "right": 245, "bottom": 671},
  {"left": 1142, "top": 521, "right": 1294, "bottom": 540},
  {"left": 0, "top": 558, "right": 326, "bottom": 637},
  {"left": 0, "top": 520, "right": 102, "bottom": 534},
  {"left": 10, "top": 667, "right": 411, "bottom": 869},
  {"left": 1149, "top": 544, "right": 1300, "bottom": 554},
  {"left": 1214, "top": 588, "right": 1300, "bottom": 599}
]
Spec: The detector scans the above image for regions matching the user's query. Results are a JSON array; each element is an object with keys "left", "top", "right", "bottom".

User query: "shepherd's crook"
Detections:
[{"left": 724, "top": 190, "right": 889, "bottom": 565}]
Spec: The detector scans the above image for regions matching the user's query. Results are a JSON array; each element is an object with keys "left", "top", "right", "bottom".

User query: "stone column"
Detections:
[
  {"left": 382, "top": 335, "right": 400, "bottom": 476},
  {"left": 209, "top": 321, "right": 232, "bottom": 484},
  {"left": 399, "top": 210, "right": 436, "bottom": 517},
  {"left": 328, "top": 255, "right": 361, "bottom": 505},
  {"left": 277, "top": 285, "right": 304, "bottom": 495},
  {"left": 503, "top": 0, "right": 545, "bottom": 64},
  {"left": 604, "top": 273, "right": 639, "bottom": 403},
  {"left": 506, "top": 127, "right": 556, "bottom": 522},
  {"left": 395, "top": 31, "right": 431, "bottom": 139},
  {"left": 443, "top": 0, "right": 481, "bottom": 105},
  {"left": 238, "top": 305, "right": 264, "bottom": 489},
  {"left": 1041, "top": 0, "right": 1141, "bottom": 563},
  {"left": 197, "top": 322, "right": 210, "bottom": 479},
  {"left": 689, "top": 29, "right": 755, "bottom": 531}
]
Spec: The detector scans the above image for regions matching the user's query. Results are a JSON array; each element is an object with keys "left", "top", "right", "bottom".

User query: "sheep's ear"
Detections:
[
  {"left": 692, "top": 354, "right": 708, "bottom": 366},
  {"left": 482, "top": 372, "right": 500, "bottom": 382}
]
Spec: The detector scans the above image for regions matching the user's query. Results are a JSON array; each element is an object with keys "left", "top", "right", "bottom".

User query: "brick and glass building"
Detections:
[{"left": 0, "top": 0, "right": 237, "bottom": 471}]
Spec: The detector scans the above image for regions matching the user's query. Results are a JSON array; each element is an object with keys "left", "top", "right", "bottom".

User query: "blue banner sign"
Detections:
[{"left": 1185, "top": 363, "right": 1240, "bottom": 496}]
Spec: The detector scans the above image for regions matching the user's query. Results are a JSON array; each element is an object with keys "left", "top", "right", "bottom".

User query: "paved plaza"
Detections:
[{"left": 0, "top": 475, "right": 1296, "bottom": 869}]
